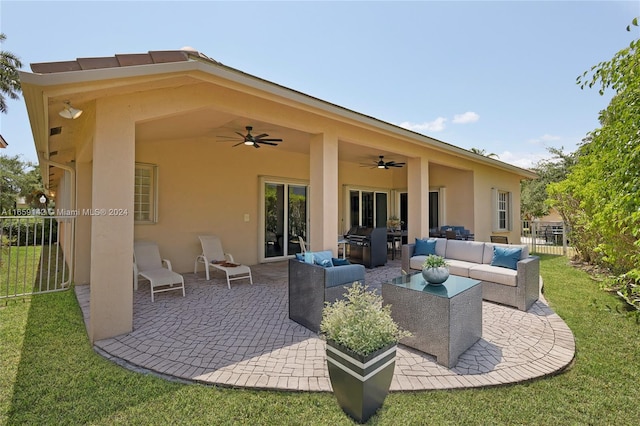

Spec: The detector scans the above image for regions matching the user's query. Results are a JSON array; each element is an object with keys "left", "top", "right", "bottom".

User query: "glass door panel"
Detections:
[
  {"left": 362, "top": 191, "right": 374, "bottom": 228},
  {"left": 265, "top": 183, "right": 285, "bottom": 258},
  {"left": 288, "top": 185, "right": 307, "bottom": 255},
  {"left": 375, "top": 192, "right": 388, "bottom": 228},
  {"left": 349, "top": 190, "right": 360, "bottom": 228}
]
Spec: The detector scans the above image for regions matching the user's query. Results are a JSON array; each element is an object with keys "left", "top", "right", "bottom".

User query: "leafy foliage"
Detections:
[
  {"left": 548, "top": 18, "right": 640, "bottom": 309},
  {"left": 0, "top": 155, "right": 45, "bottom": 212},
  {"left": 320, "top": 282, "right": 410, "bottom": 356},
  {"left": 422, "top": 254, "right": 448, "bottom": 269},
  {"left": 520, "top": 147, "right": 577, "bottom": 220},
  {"left": 0, "top": 33, "right": 22, "bottom": 113}
]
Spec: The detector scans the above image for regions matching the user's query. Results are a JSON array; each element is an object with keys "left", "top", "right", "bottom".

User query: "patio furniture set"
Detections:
[
  {"left": 289, "top": 236, "right": 540, "bottom": 368},
  {"left": 134, "top": 232, "right": 539, "bottom": 369}
]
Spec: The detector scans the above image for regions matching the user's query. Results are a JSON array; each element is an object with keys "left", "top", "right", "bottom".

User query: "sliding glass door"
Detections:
[
  {"left": 263, "top": 181, "right": 308, "bottom": 260},
  {"left": 348, "top": 189, "right": 388, "bottom": 229}
]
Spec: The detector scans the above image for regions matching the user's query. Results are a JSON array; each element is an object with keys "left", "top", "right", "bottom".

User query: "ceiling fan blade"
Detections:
[
  {"left": 258, "top": 141, "right": 279, "bottom": 146},
  {"left": 232, "top": 141, "right": 245, "bottom": 147},
  {"left": 254, "top": 133, "right": 268, "bottom": 139},
  {"left": 257, "top": 138, "right": 283, "bottom": 142},
  {"left": 235, "top": 131, "right": 247, "bottom": 139},
  {"left": 253, "top": 143, "right": 260, "bottom": 148}
]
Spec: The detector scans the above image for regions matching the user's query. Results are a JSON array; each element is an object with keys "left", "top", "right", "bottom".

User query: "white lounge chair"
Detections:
[
  {"left": 134, "top": 241, "right": 185, "bottom": 302},
  {"left": 194, "top": 235, "right": 253, "bottom": 289}
]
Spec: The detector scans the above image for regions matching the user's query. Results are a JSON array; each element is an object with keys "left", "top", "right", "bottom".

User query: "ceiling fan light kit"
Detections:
[
  {"left": 366, "top": 155, "right": 406, "bottom": 170},
  {"left": 223, "top": 126, "right": 283, "bottom": 148}
]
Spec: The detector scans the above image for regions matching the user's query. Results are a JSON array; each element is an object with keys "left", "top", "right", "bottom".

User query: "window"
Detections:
[
  {"left": 134, "top": 163, "right": 157, "bottom": 223},
  {"left": 493, "top": 189, "right": 511, "bottom": 231}
]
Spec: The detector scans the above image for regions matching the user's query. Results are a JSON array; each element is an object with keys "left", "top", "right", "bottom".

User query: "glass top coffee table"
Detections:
[{"left": 382, "top": 272, "right": 482, "bottom": 368}]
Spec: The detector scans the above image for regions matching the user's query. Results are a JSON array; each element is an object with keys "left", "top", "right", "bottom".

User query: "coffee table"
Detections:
[{"left": 382, "top": 272, "right": 482, "bottom": 368}]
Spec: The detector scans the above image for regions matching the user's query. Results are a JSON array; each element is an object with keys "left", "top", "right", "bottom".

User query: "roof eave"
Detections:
[{"left": 19, "top": 53, "right": 538, "bottom": 179}]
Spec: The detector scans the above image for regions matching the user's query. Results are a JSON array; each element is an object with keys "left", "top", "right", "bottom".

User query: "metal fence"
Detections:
[
  {"left": 0, "top": 215, "right": 75, "bottom": 300},
  {"left": 521, "top": 220, "right": 573, "bottom": 256}
]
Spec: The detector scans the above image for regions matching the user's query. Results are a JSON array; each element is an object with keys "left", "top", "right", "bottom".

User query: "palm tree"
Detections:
[
  {"left": 0, "top": 33, "right": 22, "bottom": 113},
  {"left": 470, "top": 147, "right": 499, "bottom": 159}
]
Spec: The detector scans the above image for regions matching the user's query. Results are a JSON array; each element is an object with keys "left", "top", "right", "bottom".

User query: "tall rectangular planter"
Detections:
[{"left": 325, "top": 339, "right": 396, "bottom": 423}]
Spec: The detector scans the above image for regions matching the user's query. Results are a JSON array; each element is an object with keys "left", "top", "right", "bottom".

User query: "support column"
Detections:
[
  {"left": 88, "top": 98, "right": 135, "bottom": 342},
  {"left": 74, "top": 161, "right": 92, "bottom": 285},
  {"left": 309, "top": 132, "right": 339, "bottom": 255},
  {"left": 407, "top": 157, "right": 429, "bottom": 242}
]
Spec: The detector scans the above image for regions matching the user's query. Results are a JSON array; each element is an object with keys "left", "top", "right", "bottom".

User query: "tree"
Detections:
[
  {"left": 0, "top": 33, "right": 22, "bottom": 113},
  {"left": 0, "top": 155, "right": 44, "bottom": 213},
  {"left": 548, "top": 18, "right": 639, "bottom": 308},
  {"left": 469, "top": 147, "right": 499, "bottom": 159},
  {"left": 520, "top": 147, "right": 576, "bottom": 220}
]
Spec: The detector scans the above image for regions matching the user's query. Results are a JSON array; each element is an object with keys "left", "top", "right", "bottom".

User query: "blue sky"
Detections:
[{"left": 1, "top": 1, "right": 639, "bottom": 168}]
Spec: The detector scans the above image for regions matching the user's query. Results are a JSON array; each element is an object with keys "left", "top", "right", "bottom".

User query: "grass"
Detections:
[
  {"left": 1, "top": 255, "right": 639, "bottom": 425},
  {"left": 0, "top": 244, "right": 70, "bottom": 300}
]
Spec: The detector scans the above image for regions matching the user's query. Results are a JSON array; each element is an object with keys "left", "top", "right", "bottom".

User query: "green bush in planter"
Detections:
[{"left": 320, "top": 282, "right": 410, "bottom": 357}]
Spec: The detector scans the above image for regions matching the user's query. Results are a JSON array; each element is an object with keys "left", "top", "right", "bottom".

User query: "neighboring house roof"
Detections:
[
  {"left": 20, "top": 49, "right": 537, "bottom": 179},
  {"left": 0, "top": 134, "right": 7, "bottom": 148}
]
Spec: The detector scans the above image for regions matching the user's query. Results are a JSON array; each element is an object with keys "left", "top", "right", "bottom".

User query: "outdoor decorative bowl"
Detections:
[{"left": 422, "top": 267, "right": 450, "bottom": 285}]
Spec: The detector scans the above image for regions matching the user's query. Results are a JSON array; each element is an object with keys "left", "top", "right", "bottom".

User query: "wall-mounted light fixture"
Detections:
[{"left": 59, "top": 101, "right": 83, "bottom": 119}]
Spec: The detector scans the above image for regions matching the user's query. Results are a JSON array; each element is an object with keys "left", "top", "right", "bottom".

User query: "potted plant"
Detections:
[
  {"left": 422, "top": 254, "right": 450, "bottom": 285},
  {"left": 320, "top": 282, "right": 410, "bottom": 423},
  {"left": 386, "top": 215, "right": 402, "bottom": 231}
]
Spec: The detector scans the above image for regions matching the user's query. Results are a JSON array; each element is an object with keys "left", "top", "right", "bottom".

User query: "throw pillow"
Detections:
[
  {"left": 414, "top": 238, "right": 437, "bottom": 256},
  {"left": 332, "top": 257, "right": 351, "bottom": 266},
  {"left": 313, "top": 250, "right": 334, "bottom": 267},
  {"left": 491, "top": 246, "right": 522, "bottom": 270},
  {"left": 295, "top": 253, "right": 304, "bottom": 261}
]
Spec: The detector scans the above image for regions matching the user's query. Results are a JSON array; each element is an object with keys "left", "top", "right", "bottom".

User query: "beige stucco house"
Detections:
[{"left": 20, "top": 49, "right": 536, "bottom": 342}]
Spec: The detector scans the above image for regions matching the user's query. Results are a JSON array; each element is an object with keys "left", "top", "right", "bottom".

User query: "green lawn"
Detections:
[{"left": 1, "top": 255, "right": 639, "bottom": 425}]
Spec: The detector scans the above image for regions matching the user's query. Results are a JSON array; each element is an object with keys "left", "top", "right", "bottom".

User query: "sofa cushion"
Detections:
[
  {"left": 324, "top": 264, "right": 365, "bottom": 288},
  {"left": 414, "top": 238, "right": 437, "bottom": 256},
  {"left": 490, "top": 246, "right": 523, "bottom": 270},
  {"left": 410, "top": 255, "right": 428, "bottom": 271},
  {"left": 482, "top": 243, "right": 529, "bottom": 264},
  {"left": 445, "top": 240, "right": 485, "bottom": 263},
  {"left": 444, "top": 259, "right": 478, "bottom": 278},
  {"left": 469, "top": 264, "right": 518, "bottom": 287}
]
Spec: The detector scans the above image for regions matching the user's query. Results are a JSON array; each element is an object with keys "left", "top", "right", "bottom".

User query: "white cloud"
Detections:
[
  {"left": 398, "top": 117, "right": 447, "bottom": 133},
  {"left": 527, "top": 134, "right": 562, "bottom": 145},
  {"left": 498, "top": 150, "right": 551, "bottom": 170},
  {"left": 452, "top": 111, "right": 480, "bottom": 124}
]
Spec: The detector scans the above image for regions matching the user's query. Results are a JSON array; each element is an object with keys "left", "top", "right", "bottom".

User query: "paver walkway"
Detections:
[{"left": 75, "top": 259, "right": 575, "bottom": 391}]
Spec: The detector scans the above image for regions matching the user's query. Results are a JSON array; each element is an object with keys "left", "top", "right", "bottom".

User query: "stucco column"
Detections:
[
  {"left": 407, "top": 157, "right": 429, "bottom": 241},
  {"left": 309, "top": 132, "right": 339, "bottom": 254},
  {"left": 88, "top": 99, "right": 135, "bottom": 342},
  {"left": 74, "top": 161, "right": 92, "bottom": 285}
]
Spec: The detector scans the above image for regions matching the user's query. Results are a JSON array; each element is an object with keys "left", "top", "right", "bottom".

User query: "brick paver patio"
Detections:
[{"left": 75, "top": 258, "right": 575, "bottom": 391}]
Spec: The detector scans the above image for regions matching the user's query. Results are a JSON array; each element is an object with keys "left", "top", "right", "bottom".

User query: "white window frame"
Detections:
[
  {"left": 492, "top": 188, "right": 512, "bottom": 232},
  {"left": 134, "top": 163, "right": 158, "bottom": 224}
]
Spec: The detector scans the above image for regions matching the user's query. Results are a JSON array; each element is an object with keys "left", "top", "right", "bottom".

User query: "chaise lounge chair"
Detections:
[
  {"left": 194, "top": 235, "right": 253, "bottom": 289},
  {"left": 134, "top": 241, "right": 185, "bottom": 302}
]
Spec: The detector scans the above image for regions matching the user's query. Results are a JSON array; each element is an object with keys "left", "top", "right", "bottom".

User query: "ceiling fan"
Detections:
[
  {"left": 362, "top": 155, "right": 406, "bottom": 169},
  {"left": 219, "top": 126, "right": 282, "bottom": 148}
]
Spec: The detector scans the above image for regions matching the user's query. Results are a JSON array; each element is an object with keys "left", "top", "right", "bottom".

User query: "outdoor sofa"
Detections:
[
  {"left": 401, "top": 238, "right": 540, "bottom": 311},
  {"left": 288, "top": 251, "right": 365, "bottom": 332}
]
